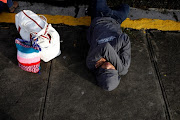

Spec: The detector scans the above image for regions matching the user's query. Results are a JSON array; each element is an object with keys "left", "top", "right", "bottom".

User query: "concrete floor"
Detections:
[
  {"left": 0, "top": 1, "right": 180, "bottom": 120},
  {"left": 0, "top": 23, "right": 179, "bottom": 120}
]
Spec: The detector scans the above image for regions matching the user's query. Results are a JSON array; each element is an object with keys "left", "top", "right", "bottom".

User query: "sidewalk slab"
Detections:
[
  {"left": 0, "top": 24, "right": 51, "bottom": 120},
  {"left": 147, "top": 31, "right": 180, "bottom": 120},
  {"left": 42, "top": 26, "right": 166, "bottom": 120}
]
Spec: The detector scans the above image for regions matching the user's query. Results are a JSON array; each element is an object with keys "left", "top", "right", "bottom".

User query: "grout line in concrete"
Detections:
[
  {"left": 145, "top": 30, "right": 171, "bottom": 120},
  {"left": 0, "top": 12, "right": 180, "bottom": 31},
  {"left": 41, "top": 61, "right": 53, "bottom": 120}
]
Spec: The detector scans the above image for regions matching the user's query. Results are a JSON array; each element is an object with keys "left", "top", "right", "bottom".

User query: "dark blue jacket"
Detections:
[{"left": 86, "top": 17, "right": 131, "bottom": 75}]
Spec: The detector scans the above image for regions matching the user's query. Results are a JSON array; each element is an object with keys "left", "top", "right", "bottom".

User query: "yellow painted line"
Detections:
[
  {"left": 0, "top": 12, "right": 180, "bottom": 31},
  {"left": 122, "top": 18, "right": 180, "bottom": 31}
]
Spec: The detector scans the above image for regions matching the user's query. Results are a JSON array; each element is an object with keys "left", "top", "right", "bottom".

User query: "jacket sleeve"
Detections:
[
  {"left": 86, "top": 43, "right": 107, "bottom": 71},
  {"left": 86, "top": 42, "right": 125, "bottom": 74},
  {"left": 117, "top": 34, "right": 131, "bottom": 71},
  {"left": 109, "top": 33, "right": 131, "bottom": 75}
]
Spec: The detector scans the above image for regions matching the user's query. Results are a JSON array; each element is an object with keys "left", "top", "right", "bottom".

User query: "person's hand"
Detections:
[
  {"left": 101, "top": 62, "right": 116, "bottom": 70},
  {"left": 95, "top": 58, "right": 106, "bottom": 68}
]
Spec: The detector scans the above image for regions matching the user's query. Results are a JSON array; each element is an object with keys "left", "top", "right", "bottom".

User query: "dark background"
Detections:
[{"left": 16, "top": 0, "right": 180, "bottom": 9}]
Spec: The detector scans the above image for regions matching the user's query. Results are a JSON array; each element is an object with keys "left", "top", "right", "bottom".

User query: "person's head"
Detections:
[{"left": 96, "top": 62, "right": 120, "bottom": 91}]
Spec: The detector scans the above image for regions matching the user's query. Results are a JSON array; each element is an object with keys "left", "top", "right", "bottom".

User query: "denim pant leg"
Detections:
[
  {"left": 7, "top": 0, "right": 13, "bottom": 8},
  {"left": 0, "top": 2, "right": 4, "bottom": 12},
  {"left": 111, "top": 4, "right": 130, "bottom": 24}
]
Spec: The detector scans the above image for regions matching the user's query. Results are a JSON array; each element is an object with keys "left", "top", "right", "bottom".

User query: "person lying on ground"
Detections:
[{"left": 86, "top": 0, "right": 131, "bottom": 91}]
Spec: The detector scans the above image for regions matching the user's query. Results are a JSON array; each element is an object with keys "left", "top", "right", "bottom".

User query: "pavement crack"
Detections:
[
  {"left": 145, "top": 30, "right": 171, "bottom": 120},
  {"left": 41, "top": 61, "right": 52, "bottom": 120}
]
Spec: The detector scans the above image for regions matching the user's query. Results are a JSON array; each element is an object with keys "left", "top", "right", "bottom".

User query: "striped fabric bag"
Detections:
[{"left": 15, "top": 38, "right": 41, "bottom": 73}]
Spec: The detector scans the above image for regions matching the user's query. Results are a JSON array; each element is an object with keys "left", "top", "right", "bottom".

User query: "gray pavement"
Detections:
[
  {"left": 0, "top": 2, "right": 180, "bottom": 120},
  {"left": 147, "top": 31, "right": 180, "bottom": 120},
  {"left": 0, "top": 24, "right": 180, "bottom": 120}
]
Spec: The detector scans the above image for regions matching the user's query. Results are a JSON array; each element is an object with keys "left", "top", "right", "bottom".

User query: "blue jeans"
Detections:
[
  {"left": 92, "top": 0, "right": 130, "bottom": 24},
  {"left": 0, "top": 0, "right": 13, "bottom": 12},
  {"left": 7, "top": 0, "right": 13, "bottom": 8},
  {"left": 0, "top": 2, "right": 3, "bottom": 12}
]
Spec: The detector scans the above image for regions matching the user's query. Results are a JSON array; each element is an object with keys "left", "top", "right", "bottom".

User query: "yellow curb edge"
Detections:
[{"left": 0, "top": 12, "right": 179, "bottom": 31}]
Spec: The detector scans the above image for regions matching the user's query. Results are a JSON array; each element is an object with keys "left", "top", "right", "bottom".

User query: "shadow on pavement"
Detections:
[
  {"left": 0, "top": 23, "right": 20, "bottom": 65},
  {"left": 53, "top": 24, "right": 97, "bottom": 84},
  {"left": 0, "top": 110, "right": 14, "bottom": 120}
]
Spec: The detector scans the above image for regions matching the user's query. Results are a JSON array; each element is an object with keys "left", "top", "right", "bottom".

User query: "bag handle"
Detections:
[
  {"left": 39, "top": 15, "right": 47, "bottom": 22},
  {"left": 20, "top": 10, "right": 48, "bottom": 34}
]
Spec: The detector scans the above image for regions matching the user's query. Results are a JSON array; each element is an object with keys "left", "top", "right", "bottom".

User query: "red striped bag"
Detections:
[{"left": 15, "top": 10, "right": 61, "bottom": 62}]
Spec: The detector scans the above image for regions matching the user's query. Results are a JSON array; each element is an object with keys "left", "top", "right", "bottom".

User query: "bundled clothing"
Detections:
[{"left": 86, "top": 17, "right": 131, "bottom": 91}]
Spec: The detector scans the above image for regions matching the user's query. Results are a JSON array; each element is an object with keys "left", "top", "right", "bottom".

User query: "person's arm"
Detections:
[
  {"left": 102, "top": 42, "right": 125, "bottom": 74},
  {"left": 117, "top": 34, "right": 131, "bottom": 70},
  {"left": 86, "top": 43, "right": 107, "bottom": 71},
  {"left": 86, "top": 42, "right": 125, "bottom": 74},
  {"left": 109, "top": 33, "right": 131, "bottom": 74}
]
